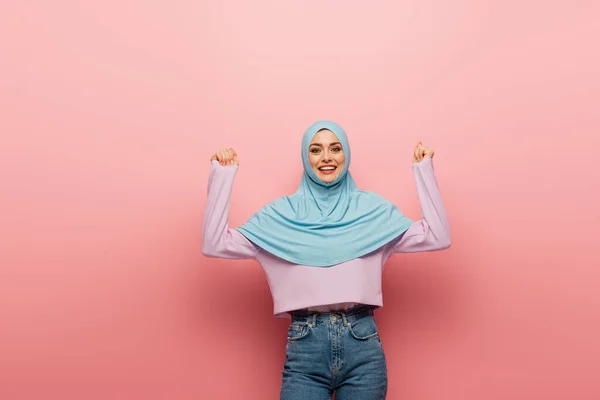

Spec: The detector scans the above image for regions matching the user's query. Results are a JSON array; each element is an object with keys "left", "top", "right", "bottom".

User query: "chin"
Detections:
[{"left": 318, "top": 173, "right": 339, "bottom": 183}]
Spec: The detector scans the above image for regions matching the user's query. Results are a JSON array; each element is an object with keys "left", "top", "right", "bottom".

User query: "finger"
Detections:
[
  {"left": 414, "top": 145, "right": 420, "bottom": 162},
  {"left": 224, "top": 148, "right": 234, "bottom": 165},
  {"left": 417, "top": 145, "right": 423, "bottom": 162},
  {"left": 421, "top": 145, "right": 429, "bottom": 160}
]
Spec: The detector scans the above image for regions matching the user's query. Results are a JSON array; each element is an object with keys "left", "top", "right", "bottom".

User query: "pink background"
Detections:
[{"left": 1, "top": 1, "right": 599, "bottom": 399}]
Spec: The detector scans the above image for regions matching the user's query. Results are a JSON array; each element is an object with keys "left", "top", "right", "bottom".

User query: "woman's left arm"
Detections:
[{"left": 392, "top": 156, "right": 451, "bottom": 253}]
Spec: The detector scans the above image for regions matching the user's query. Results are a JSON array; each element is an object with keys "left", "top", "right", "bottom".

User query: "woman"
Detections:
[{"left": 202, "top": 120, "right": 451, "bottom": 399}]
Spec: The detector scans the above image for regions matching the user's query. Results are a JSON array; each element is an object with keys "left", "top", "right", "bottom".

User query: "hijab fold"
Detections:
[{"left": 237, "top": 121, "right": 414, "bottom": 267}]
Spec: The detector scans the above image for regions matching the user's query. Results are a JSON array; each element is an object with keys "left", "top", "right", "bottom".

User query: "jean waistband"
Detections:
[{"left": 290, "top": 304, "right": 374, "bottom": 325}]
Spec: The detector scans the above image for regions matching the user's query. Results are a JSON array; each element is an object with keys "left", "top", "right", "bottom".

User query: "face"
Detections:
[{"left": 308, "top": 129, "right": 346, "bottom": 183}]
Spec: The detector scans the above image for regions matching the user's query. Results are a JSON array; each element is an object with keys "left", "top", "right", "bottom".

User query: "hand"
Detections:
[
  {"left": 413, "top": 141, "right": 434, "bottom": 163},
  {"left": 211, "top": 147, "right": 239, "bottom": 166}
]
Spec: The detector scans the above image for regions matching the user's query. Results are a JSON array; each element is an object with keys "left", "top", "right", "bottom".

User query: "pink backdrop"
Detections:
[{"left": 1, "top": 1, "right": 599, "bottom": 399}]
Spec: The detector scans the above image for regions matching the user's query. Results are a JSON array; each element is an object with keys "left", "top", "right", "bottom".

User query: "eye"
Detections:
[
  {"left": 310, "top": 148, "right": 321, "bottom": 154},
  {"left": 332, "top": 147, "right": 342, "bottom": 153}
]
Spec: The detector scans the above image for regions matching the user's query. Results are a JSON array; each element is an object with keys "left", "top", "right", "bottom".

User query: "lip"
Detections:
[{"left": 317, "top": 165, "right": 337, "bottom": 175}]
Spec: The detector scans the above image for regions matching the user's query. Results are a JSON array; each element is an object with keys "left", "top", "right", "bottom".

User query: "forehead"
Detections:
[{"left": 310, "top": 129, "right": 341, "bottom": 144}]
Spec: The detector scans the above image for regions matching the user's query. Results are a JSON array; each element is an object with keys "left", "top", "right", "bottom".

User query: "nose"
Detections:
[{"left": 322, "top": 150, "right": 332, "bottom": 162}]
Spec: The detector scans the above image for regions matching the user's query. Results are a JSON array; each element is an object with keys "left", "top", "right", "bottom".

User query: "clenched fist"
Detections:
[
  {"left": 211, "top": 147, "right": 239, "bottom": 166},
  {"left": 413, "top": 141, "right": 434, "bottom": 163}
]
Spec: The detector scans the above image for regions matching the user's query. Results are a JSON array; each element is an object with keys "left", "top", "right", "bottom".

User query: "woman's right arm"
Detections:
[{"left": 202, "top": 159, "right": 259, "bottom": 259}]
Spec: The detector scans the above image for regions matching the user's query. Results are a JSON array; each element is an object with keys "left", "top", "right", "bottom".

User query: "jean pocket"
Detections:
[
  {"left": 287, "top": 321, "right": 310, "bottom": 341},
  {"left": 347, "top": 315, "right": 380, "bottom": 340}
]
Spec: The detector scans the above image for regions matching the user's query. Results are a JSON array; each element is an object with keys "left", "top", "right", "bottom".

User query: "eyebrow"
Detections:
[{"left": 309, "top": 142, "right": 342, "bottom": 147}]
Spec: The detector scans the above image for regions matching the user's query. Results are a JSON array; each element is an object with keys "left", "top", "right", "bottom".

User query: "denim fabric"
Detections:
[{"left": 280, "top": 305, "right": 388, "bottom": 400}]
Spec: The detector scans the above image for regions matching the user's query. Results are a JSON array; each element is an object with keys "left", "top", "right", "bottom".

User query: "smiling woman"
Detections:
[
  {"left": 202, "top": 121, "right": 450, "bottom": 400},
  {"left": 203, "top": 120, "right": 450, "bottom": 399}
]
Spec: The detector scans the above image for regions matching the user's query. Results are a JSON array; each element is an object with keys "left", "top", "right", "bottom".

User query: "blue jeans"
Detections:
[{"left": 280, "top": 304, "right": 388, "bottom": 399}]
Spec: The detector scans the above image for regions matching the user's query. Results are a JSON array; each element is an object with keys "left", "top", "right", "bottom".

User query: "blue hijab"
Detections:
[{"left": 237, "top": 121, "right": 414, "bottom": 267}]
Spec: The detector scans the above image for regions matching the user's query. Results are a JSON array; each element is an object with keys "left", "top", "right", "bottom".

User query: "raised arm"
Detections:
[
  {"left": 202, "top": 151, "right": 259, "bottom": 259},
  {"left": 391, "top": 153, "right": 451, "bottom": 253}
]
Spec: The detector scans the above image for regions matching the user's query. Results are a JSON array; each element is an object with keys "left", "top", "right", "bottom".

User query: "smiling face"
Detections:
[{"left": 308, "top": 129, "right": 346, "bottom": 183}]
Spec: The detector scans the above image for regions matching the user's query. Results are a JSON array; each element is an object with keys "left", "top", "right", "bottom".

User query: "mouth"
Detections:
[{"left": 317, "top": 165, "right": 337, "bottom": 175}]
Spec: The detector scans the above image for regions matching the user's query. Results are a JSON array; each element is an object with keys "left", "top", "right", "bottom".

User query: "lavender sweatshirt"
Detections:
[{"left": 202, "top": 158, "right": 451, "bottom": 318}]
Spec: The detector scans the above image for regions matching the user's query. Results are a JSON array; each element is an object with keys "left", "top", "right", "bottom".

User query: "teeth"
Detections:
[{"left": 319, "top": 167, "right": 335, "bottom": 171}]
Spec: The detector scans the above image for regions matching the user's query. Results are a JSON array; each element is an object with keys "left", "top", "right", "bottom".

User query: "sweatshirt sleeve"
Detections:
[
  {"left": 391, "top": 157, "right": 451, "bottom": 253},
  {"left": 202, "top": 160, "right": 259, "bottom": 259}
]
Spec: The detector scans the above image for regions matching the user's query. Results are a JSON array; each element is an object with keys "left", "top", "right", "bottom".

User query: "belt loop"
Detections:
[
  {"left": 309, "top": 313, "right": 317, "bottom": 327},
  {"left": 341, "top": 312, "right": 350, "bottom": 327}
]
